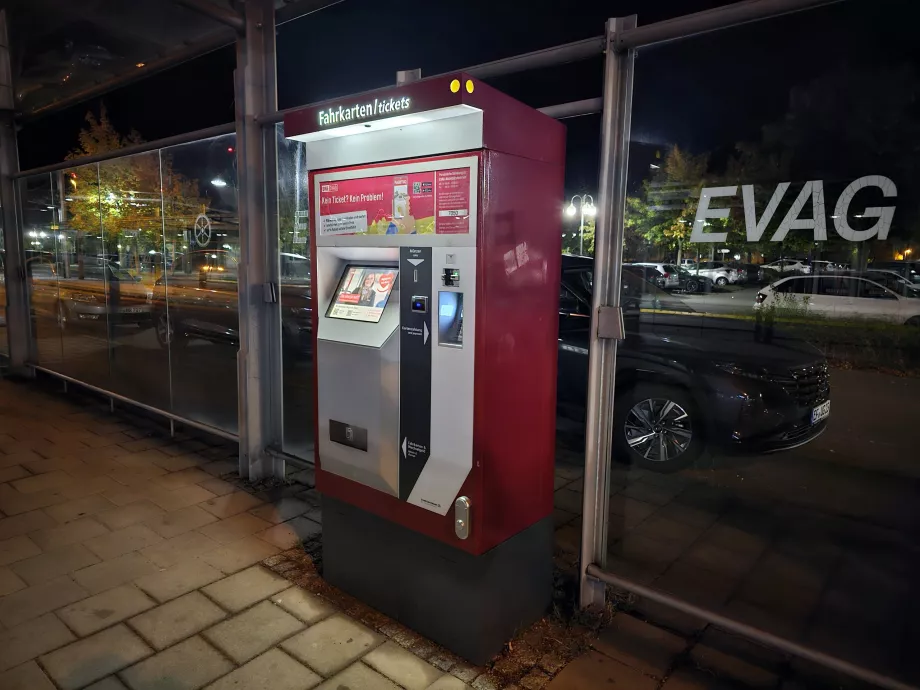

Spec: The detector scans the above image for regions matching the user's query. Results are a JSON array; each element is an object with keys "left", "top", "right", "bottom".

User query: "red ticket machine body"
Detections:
[{"left": 284, "top": 73, "right": 565, "bottom": 664}]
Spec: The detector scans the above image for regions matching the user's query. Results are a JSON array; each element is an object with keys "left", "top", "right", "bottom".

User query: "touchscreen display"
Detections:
[{"left": 327, "top": 265, "right": 398, "bottom": 323}]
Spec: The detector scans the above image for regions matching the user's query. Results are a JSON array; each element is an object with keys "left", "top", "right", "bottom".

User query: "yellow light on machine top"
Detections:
[
  {"left": 450, "top": 79, "right": 460, "bottom": 93},
  {"left": 465, "top": 79, "right": 474, "bottom": 93}
]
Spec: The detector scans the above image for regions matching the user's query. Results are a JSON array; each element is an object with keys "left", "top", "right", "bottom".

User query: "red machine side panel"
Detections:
[{"left": 474, "top": 149, "right": 565, "bottom": 553}]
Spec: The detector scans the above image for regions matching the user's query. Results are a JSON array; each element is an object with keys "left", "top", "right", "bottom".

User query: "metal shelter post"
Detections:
[
  {"left": 579, "top": 15, "right": 636, "bottom": 609},
  {"left": 0, "top": 9, "right": 32, "bottom": 375},
  {"left": 235, "top": 0, "right": 283, "bottom": 480}
]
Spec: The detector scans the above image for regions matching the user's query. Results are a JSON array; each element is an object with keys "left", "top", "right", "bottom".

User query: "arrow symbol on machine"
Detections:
[
  {"left": 402, "top": 437, "right": 407, "bottom": 458},
  {"left": 423, "top": 322, "right": 429, "bottom": 344},
  {"left": 407, "top": 258, "right": 425, "bottom": 266}
]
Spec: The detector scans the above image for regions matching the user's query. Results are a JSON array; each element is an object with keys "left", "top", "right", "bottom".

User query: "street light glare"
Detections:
[
  {"left": 584, "top": 204, "right": 597, "bottom": 217},
  {"left": 565, "top": 204, "right": 576, "bottom": 217},
  {"left": 211, "top": 178, "right": 228, "bottom": 187}
]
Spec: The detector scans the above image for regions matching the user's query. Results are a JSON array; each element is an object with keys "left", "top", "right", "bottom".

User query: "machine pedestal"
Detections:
[{"left": 322, "top": 496, "right": 553, "bottom": 665}]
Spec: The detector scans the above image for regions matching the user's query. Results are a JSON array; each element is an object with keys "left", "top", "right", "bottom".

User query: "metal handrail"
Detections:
[{"left": 586, "top": 565, "right": 917, "bottom": 690}]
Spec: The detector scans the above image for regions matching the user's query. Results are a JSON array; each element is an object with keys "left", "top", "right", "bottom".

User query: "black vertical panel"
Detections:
[{"left": 399, "top": 246, "right": 432, "bottom": 500}]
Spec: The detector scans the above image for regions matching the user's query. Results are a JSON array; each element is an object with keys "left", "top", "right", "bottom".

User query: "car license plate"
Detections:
[
  {"left": 811, "top": 400, "right": 830, "bottom": 424},
  {"left": 120, "top": 307, "right": 144, "bottom": 314}
]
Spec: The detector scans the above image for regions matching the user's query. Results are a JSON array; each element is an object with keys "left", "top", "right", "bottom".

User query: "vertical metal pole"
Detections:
[
  {"left": 235, "top": 0, "right": 283, "bottom": 480},
  {"left": 579, "top": 202, "right": 585, "bottom": 256},
  {"left": 0, "top": 10, "right": 33, "bottom": 376},
  {"left": 579, "top": 15, "right": 637, "bottom": 609}
]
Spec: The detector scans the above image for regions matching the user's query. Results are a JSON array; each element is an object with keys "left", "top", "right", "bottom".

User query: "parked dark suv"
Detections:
[{"left": 557, "top": 255, "right": 830, "bottom": 472}]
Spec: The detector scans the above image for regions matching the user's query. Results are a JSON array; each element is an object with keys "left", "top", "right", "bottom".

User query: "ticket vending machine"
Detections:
[{"left": 284, "top": 74, "right": 565, "bottom": 664}]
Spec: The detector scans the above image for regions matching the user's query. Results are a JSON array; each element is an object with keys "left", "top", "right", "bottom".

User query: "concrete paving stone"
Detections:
[
  {"left": 134, "top": 559, "right": 224, "bottom": 603},
  {"left": 146, "top": 484, "right": 216, "bottom": 512},
  {"left": 199, "top": 512, "right": 272, "bottom": 545},
  {"left": 85, "top": 677, "right": 130, "bottom": 690},
  {"left": 0, "top": 565, "right": 26, "bottom": 595},
  {"left": 73, "top": 552, "right": 161, "bottom": 595},
  {"left": 269, "top": 587, "right": 335, "bottom": 624},
  {"left": 96, "top": 501, "right": 167, "bottom": 531},
  {"left": 45, "top": 494, "right": 117, "bottom": 524},
  {"left": 150, "top": 453, "right": 207, "bottom": 473},
  {"left": 10, "top": 542, "right": 100, "bottom": 585},
  {"left": 108, "top": 466, "right": 168, "bottom": 488},
  {"left": 203, "top": 648, "right": 322, "bottom": 690},
  {"left": 0, "top": 509, "right": 57, "bottom": 540},
  {"left": 30, "top": 517, "right": 110, "bottom": 551},
  {"left": 249, "top": 498, "right": 310, "bottom": 524},
  {"left": 84, "top": 524, "right": 165, "bottom": 560},
  {"left": 314, "top": 662, "right": 401, "bottom": 690},
  {"left": 258, "top": 517, "right": 322, "bottom": 550},
  {"left": 690, "top": 643, "right": 778, "bottom": 688},
  {"left": 41, "top": 624, "right": 152, "bottom": 690},
  {"left": 0, "top": 612, "right": 76, "bottom": 671},
  {"left": 592, "top": 613, "right": 687, "bottom": 678},
  {"left": 155, "top": 468, "right": 212, "bottom": 489},
  {"left": 0, "top": 575, "right": 88, "bottom": 627},
  {"left": 0, "top": 660, "right": 57, "bottom": 690},
  {"left": 198, "top": 536, "right": 280, "bottom": 574},
  {"left": 71, "top": 585, "right": 152, "bottom": 633},
  {"left": 203, "top": 600, "right": 304, "bottom": 663},
  {"left": 201, "top": 565, "right": 290, "bottom": 612},
  {"left": 201, "top": 460, "right": 237, "bottom": 477},
  {"left": 103, "top": 487, "right": 150, "bottom": 507},
  {"left": 197, "top": 478, "right": 237, "bottom": 497},
  {"left": 60, "top": 476, "right": 124, "bottom": 501},
  {"left": 0, "top": 534, "right": 41, "bottom": 566},
  {"left": 0, "top": 465, "right": 30, "bottom": 484},
  {"left": 143, "top": 504, "right": 218, "bottom": 539},
  {"left": 200, "top": 491, "right": 263, "bottom": 519},
  {"left": 0, "top": 451, "right": 43, "bottom": 469},
  {"left": 364, "top": 640, "right": 443, "bottom": 690},
  {"left": 120, "top": 635, "right": 233, "bottom": 690},
  {"left": 129, "top": 591, "right": 227, "bottom": 650},
  {"left": 281, "top": 613, "right": 385, "bottom": 677},
  {"left": 0, "top": 484, "right": 68, "bottom": 515},
  {"left": 544, "top": 651, "right": 657, "bottom": 690},
  {"left": 428, "top": 677, "right": 472, "bottom": 690},
  {"left": 140, "top": 530, "right": 221, "bottom": 569},
  {"left": 659, "top": 666, "right": 737, "bottom": 689},
  {"left": 12, "top": 470, "right": 73, "bottom": 494}
]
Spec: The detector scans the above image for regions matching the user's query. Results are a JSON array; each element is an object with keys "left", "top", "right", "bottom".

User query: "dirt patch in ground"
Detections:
[{"left": 263, "top": 540, "right": 613, "bottom": 689}]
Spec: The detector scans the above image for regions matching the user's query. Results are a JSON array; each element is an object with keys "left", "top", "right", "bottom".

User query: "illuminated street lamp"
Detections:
[
  {"left": 211, "top": 178, "right": 228, "bottom": 188},
  {"left": 565, "top": 194, "right": 596, "bottom": 256}
]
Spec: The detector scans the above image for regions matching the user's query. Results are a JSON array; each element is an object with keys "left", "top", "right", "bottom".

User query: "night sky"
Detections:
[{"left": 15, "top": 0, "right": 920, "bottom": 197}]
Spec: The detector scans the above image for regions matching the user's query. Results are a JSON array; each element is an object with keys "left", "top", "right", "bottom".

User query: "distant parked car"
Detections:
[
  {"left": 623, "top": 264, "right": 667, "bottom": 289},
  {"left": 870, "top": 261, "right": 920, "bottom": 284},
  {"left": 755, "top": 275, "right": 920, "bottom": 325},
  {"left": 732, "top": 263, "right": 766, "bottom": 284},
  {"left": 808, "top": 260, "right": 847, "bottom": 274},
  {"left": 687, "top": 261, "right": 739, "bottom": 286},
  {"left": 629, "top": 263, "right": 679, "bottom": 289},
  {"left": 672, "top": 266, "right": 714, "bottom": 293},
  {"left": 765, "top": 259, "right": 811, "bottom": 275},
  {"left": 844, "top": 270, "right": 920, "bottom": 299}
]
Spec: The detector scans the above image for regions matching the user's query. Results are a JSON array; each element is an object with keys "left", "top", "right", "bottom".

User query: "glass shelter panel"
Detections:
[
  {"left": 57, "top": 163, "right": 112, "bottom": 391},
  {"left": 98, "top": 152, "right": 170, "bottom": 409},
  {"left": 275, "top": 124, "right": 312, "bottom": 458},
  {"left": 159, "top": 134, "right": 239, "bottom": 434},
  {"left": 19, "top": 173, "right": 63, "bottom": 367},
  {"left": 598, "top": 1, "right": 920, "bottom": 685},
  {"left": 0, "top": 193, "right": 6, "bottom": 360}
]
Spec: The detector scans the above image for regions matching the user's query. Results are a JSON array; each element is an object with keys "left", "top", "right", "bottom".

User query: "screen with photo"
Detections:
[{"left": 327, "top": 265, "right": 399, "bottom": 323}]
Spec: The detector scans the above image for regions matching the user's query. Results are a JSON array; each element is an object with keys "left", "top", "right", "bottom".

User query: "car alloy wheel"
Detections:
[
  {"left": 624, "top": 397, "right": 693, "bottom": 464},
  {"left": 685, "top": 280, "right": 699, "bottom": 293},
  {"left": 716, "top": 276, "right": 728, "bottom": 286}
]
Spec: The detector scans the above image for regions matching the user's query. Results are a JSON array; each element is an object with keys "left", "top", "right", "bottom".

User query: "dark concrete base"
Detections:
[{"left": 322, "top": 496, "right": 553, "bottom": 665}]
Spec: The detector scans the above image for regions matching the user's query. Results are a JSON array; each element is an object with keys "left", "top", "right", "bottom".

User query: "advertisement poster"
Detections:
[
  {"left": 318, "top": 166, "right": 471, "bottom": 236},
  {"left": 327, "top": 266, "right": 398, "bottom": 323}
]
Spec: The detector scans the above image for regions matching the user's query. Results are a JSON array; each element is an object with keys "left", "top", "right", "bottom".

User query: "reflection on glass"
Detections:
[
  {"left": 590, "top": 3, "right": 920, "bottom": 686},
  {"left": 276, "top": 125, "right": 313, "bottom": 458},
  {"left": 437, "top": 291, "right": 463, "bottom": 347},
  {"left": 0, "top": 194, "right": 6, "bottom": 359},
  {"left": 100, "top": 152, "right": 170, "bottom": 409},
  {"left": 20, "top": 173, "right": 63, "bottom": 366},
  {"left": 157, "top": 134, "right": 239, "bottom": 433}
]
